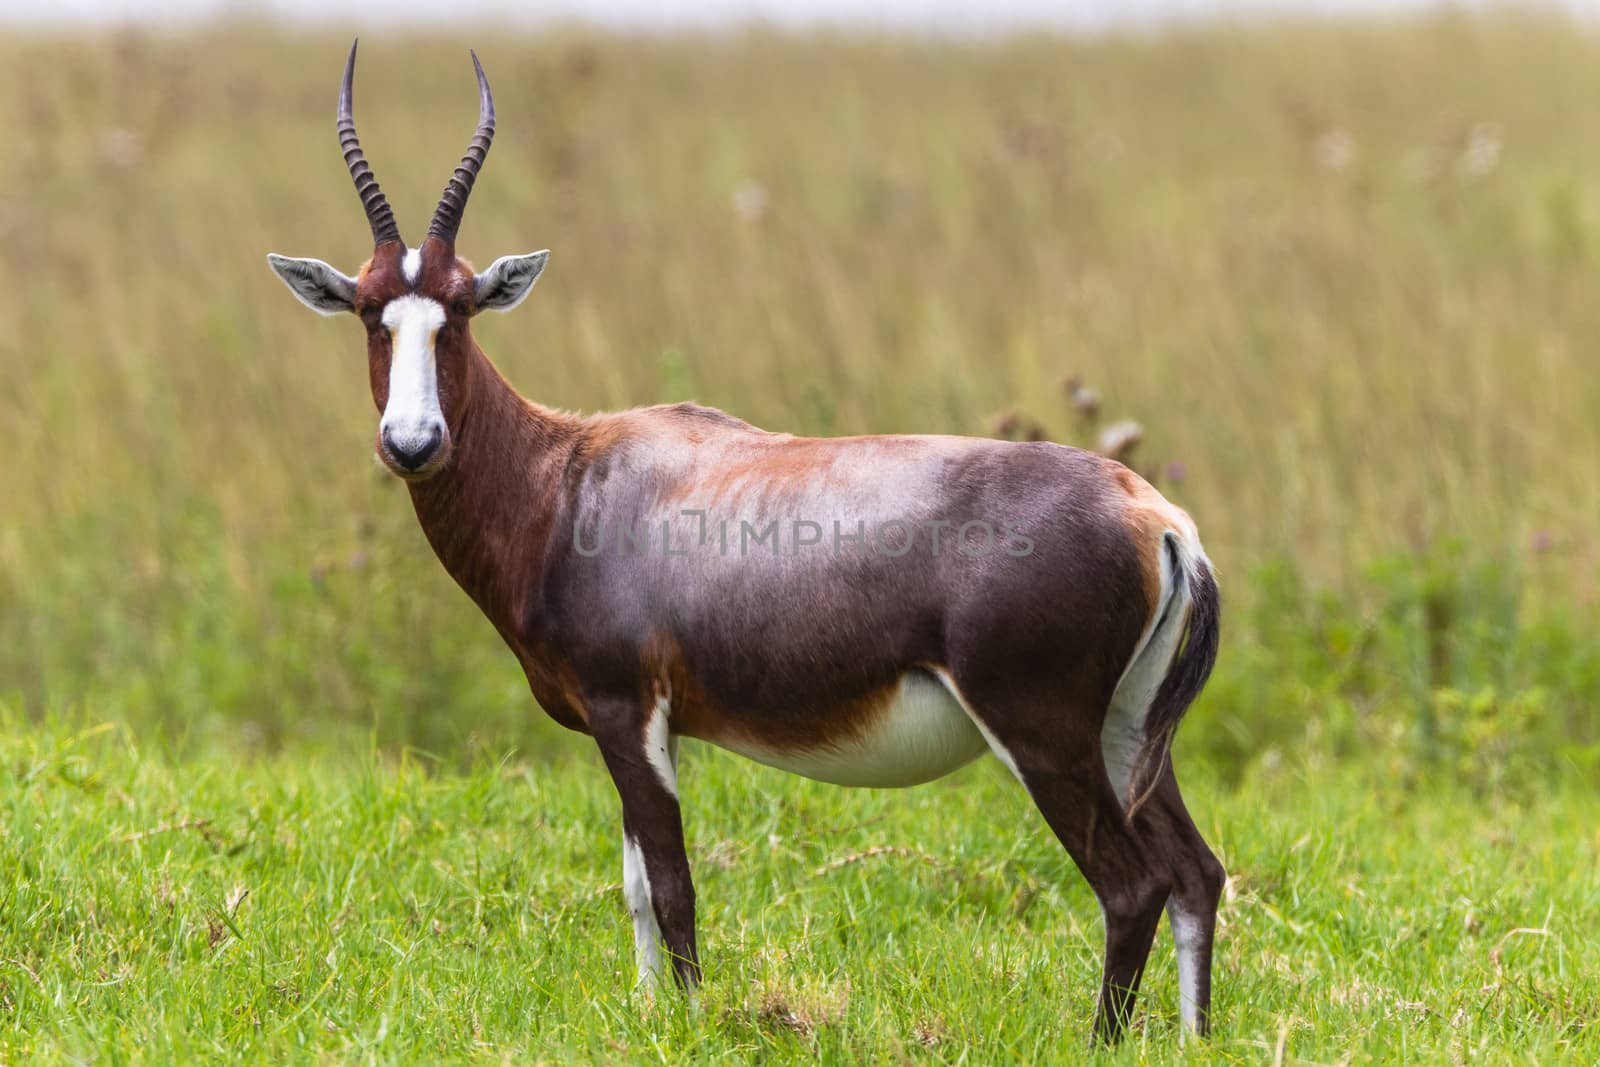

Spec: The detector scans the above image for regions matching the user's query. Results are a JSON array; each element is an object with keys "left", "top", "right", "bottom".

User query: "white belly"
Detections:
[{"left": 708, "top": 670, "right": 990, "bottom": 788}]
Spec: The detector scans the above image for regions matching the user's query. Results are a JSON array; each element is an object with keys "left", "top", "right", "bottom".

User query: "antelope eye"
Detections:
[{"left": 452, "top": 298, "right": 472, "bottom": 317}]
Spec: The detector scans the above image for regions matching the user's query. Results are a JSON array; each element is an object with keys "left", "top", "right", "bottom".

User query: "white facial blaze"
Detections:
[
  {"left": 379, "top": 295, "right": 447, "bottom": 458},
  {"left": 401, "top": 246, "right": 422, "bottom": 285}
]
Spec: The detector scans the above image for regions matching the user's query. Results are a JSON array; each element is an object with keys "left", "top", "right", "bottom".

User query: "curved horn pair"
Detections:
[{"left": 337, "top": 39, "right": 496, "bottom": 249}]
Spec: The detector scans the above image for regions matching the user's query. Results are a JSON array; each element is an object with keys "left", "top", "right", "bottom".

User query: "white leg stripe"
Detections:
[
  {"left": 623, "top": 834, "right": 665, "bottom": 986},
  {"left": 1169, "top": 903, "right": 1207, "bottom": 1035}
]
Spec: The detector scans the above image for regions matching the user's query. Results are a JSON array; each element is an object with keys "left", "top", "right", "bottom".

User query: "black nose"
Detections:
[{"left": 383, "top": 426, "right": 442, "bottom": 471}]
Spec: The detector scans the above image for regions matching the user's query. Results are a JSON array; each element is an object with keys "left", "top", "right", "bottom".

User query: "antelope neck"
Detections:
[{"left": 404, "top": 346, "right": 575, "bottom": 629}]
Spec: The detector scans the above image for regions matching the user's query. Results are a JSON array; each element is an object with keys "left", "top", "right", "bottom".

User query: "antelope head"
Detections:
[{"left": 268, "top": 41, "right": 548, "bottom": 481}]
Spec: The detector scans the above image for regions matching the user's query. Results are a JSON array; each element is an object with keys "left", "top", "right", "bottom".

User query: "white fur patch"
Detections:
[
  {"left": 644, "top": 693, "right": 677, "bottom": 797},
  {"left": 931, "top": 667, "right": 1029, "bottom": 788},
  {"left": 402, "top": 246, "right": 422, "bottom": 285},
  {"left": 710, "top": 670, "right": 988, "bottom": 788},
  {"left": 1169, "top": 903, "right": 1208, "bottom": 1035},
  {"left": 622, "top": 834, "right": 665, "bottom": 987},
  {"left": 1103, "top": 535, "right": 1190, "bottom": 806},
  {"left": 379, "top": 294, "right": 447, "bottom": 458}
]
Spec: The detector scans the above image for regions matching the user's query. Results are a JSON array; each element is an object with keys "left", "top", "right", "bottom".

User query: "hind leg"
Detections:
[
  {"left": 1146, "top": 765, "right": 1226, "bottom": 1036},
  {"left": 1026, "top": 755, "right": 1175, "bottom": 1042},
  {"left": 1103, "top": 717, "right": 1227, "bottom": 1038},
  {"left": 947, "top": 682, "right": 1172, "bottom": 1043}
]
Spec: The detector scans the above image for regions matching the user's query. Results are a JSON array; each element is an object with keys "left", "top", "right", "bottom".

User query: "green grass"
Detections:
[{"left": 3, "top": 715, "right": 1596, "bottom": 1064}]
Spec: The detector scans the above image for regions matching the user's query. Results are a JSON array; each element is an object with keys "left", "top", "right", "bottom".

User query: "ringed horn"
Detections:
[
  {"left": 427, "top": 50, "right": 496, "bottom": 246},
  {"left": 337, "top": 39, "right": 402, "bottom": 248}
]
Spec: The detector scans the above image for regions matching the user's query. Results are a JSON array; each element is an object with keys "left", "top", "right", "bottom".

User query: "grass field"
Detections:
[
  {"left": 3, "top": 718, "right": 1597, "bottom": 1063},
  {"left": 3, "top": 10, "right": 1600, "bottom": 1064}
]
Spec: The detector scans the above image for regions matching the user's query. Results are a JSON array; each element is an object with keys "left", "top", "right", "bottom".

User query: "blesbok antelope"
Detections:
[{"left": 268, "top": 42, "right": 1224, "bottom": 1042}]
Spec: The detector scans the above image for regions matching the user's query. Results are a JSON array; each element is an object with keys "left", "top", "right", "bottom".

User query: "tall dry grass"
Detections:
[{"left": 3, "top": 15, "right": 1598, "bottom": 748}]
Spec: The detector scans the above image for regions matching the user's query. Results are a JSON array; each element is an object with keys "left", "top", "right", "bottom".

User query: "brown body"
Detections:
[
  {"left": 268, "top": 42, "right": 1225, "bottom": 1043},
  {"left": 418, "top": 355, "right": 1159, "bottom": 758}
]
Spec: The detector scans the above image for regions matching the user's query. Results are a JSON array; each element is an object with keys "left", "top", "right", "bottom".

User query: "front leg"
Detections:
[{"left": 591, "top": 695, "right": 700, "bottom": 990}]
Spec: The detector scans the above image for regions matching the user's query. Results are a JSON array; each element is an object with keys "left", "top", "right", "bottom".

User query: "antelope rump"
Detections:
[{"left": 267, "top": 41, "right": 1224, "bottom": 1043}]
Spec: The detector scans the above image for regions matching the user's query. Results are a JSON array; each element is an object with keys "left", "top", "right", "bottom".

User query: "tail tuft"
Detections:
[{"left": 1127, "top": 535, "right": 1220, "bottom": 816}]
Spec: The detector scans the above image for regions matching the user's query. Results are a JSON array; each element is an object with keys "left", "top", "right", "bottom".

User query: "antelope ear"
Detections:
[
  {"left": 267, "top": 254, "right": 358, "bottom": 316},
  {"left": 474, "top": 250, "right": 549, "bottom": 312}
]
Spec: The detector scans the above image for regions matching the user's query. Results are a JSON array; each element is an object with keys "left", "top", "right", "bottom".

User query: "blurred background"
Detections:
[{"left": 3, "top": 1, "right": 1598, "bottom": 784}]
